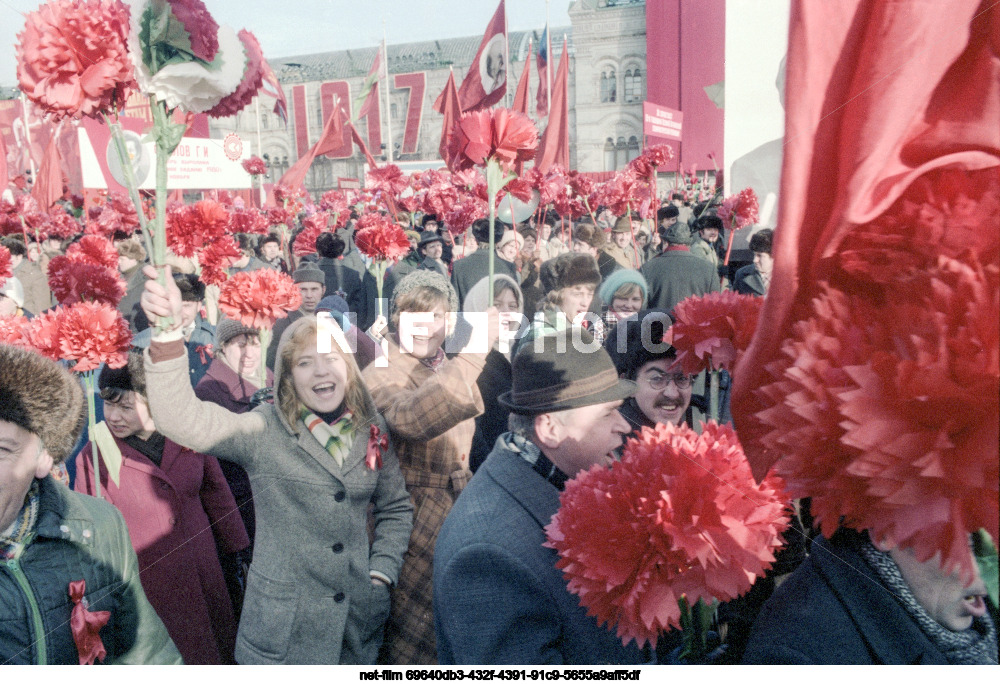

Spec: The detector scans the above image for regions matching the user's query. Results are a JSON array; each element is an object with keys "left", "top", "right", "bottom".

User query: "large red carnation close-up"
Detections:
[
  {"left": 197, "top": 235, "right": 242, "bottom": 288},
  {"left": 167, "top": 200, "right": 231, "bottom": 258},
  {"left": 671, "top": 291, "right": 764, "bottom": 375},
  {"left": 44, "top": 209, "right": 83, "bottom": 240},
  {"left": 545, "top": 422, "right": 789, "bottom": 648},
  {"left": 353, "top": 214, "right": 411, "bottom": 264},
  {"left": 218, "top": 268, "right": 302, "bottom": 330},
  {"left": 16, "top": 0, "right": 136, "bottom": 121},
  {"left": 447, "top": 108, "right": 539, "bottom": 173},
  {"left": 28, "top": 301, "right": 131, "bottom": 371},
  {"left": 65, "top": 235, "right": 119, "bottom": 270},
  {"left": 47, "top": 255, "right": 126, "bottom": 307},
  {"left": 206, "top": 29, "right": 265, "bottom": 118}
]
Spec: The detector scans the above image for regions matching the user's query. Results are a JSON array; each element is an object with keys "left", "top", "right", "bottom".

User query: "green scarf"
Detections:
[{"left": 300, "top": 407, "right": 355, "bottom": 467}]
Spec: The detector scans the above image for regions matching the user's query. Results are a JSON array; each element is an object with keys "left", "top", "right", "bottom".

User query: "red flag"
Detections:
[
  {"left": 260, "top": 57, "right": 289, "bottom": 125},
  {"left": 534, "top": 38, "right": 569, "bottom": 174},
  {"left": 280, "top": 101, "right": 345, "bottom": 190},
  {"left": 512, "top": 39, "right": 531, "bottom": 116},
  {"left": 355, "top": 49, "right": 381, "bottom": 120},
  {"left": 731, "top": 0, "right": 1000, "bottom": 480},
  {"left": 31, "top": 134, "right": 63, "bottom": 210},
  {"left": 448, "top": 0, "right": 507, "bottom": 112},
  {"left": 346, "top": 120, "right": 379, "bottom": 169},
  {"left": 437, "top": 70, "right": 461, "bottom": 163},
  {"left": 535, "top": 26, "right": 549, "bottom": 118}
]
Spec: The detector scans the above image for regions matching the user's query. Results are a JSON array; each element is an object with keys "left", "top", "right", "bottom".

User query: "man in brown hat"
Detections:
[
  {"left": 433, "top": 332, "right": 647, "bottom": 665},
  {"left": 603, "top": 215, "right": 641, "bottom": 272}
]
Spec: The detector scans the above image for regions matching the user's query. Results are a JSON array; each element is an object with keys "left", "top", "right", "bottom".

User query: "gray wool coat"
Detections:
[{"left": 143, "top": 317, "right": 413, "bottom": 664}]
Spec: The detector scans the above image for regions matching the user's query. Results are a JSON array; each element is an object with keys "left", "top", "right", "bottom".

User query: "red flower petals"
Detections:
[
  {"left": 353, "top": 214, "right": 411, "bottom": 264},
  {"left": 228, "top": 205, "right": 268, "bottom": 235},
  {"left": 166, "top": 200, "right": 230, "bottom": 258},
  {"left": 197, "top": 235, "right": 241, "bottom": 288},
  {"left": 447, "top": 108, "right": 539, "bottom": 173},
  {"left": 218, "top": 268, "right": 301, "bottom": 330},
  {"left": 166, "top": 0, "right": 220, "bottom": 63},
  {"left": 47, "top": 255, "right": 126, "bottom": 307},
  {"left": 545, "top": 422, "right": 789, "bottom": 648},
  {"left": 671, "top": 291, "right": 764, "bottom": 374},
  {"left": 367, "top": 164, "right": 410, "bottom": 198},
  {"left": 66, "top": 235, "right": 118, "bottom": 270},
  {"left": 26, "top": 301, "right": 131, "bottom": 371},
  {"left": 206, "top": 29, "right": 264, "bottom": 118},
  {"left": 241, "top": 155, "right": 267, "bottom": 176},
  {"left": 717, "top": 188, "right": 759, "bottom": 231},
  {"left": 0, "top": 246, "right": 11, "bottom": 287}
]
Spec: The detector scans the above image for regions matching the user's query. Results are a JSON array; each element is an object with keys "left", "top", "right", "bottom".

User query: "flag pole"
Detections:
[
  {"left": 503, "top": 0, "right": 511, "bottom": 109},
  {"left": 19, "top": 92, "right": 38, "bottom": 180},
  {"left": 255, "top": 98, "right": 264, "bottom": 206},
  {"left": 381, "top": 22, "right": 394, "bottom": 165},
  {"left": 546, "top": 0, "right": 552, "bottom": 120}
]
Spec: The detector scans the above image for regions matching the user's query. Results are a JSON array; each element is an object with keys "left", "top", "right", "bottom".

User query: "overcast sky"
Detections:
[{"left": 0, "top": 0, "right": 574, "bottom": 88}]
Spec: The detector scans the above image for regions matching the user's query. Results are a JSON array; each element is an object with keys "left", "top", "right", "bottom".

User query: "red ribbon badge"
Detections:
[
  {"left": 366, "top": 425, "right": 387, "bottom": 471},
  {"left": 195, "top": 344, "right": 214, "bottom": 365},
  {"left": 68, "top": 580, "right": 110, "bottom": 665}
]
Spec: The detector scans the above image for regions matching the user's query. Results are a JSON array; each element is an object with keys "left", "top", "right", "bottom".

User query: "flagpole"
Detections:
[
  {"left": 546, "top": 0, "right": 552, "bottom": 121},
  {"left": 255, "top": 98, "right": 265, "bottom": 206},
  {"left": 19, "top": 92, "right": 38, "bottom": 180},
  {"left": 381, "top": 23, "right": 394, "bottom": 165},
  {"left": 503, "top": 0, "right": 510, "bottom": 109}
]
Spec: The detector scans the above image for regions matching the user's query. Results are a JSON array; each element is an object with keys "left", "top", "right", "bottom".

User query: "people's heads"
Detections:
[
  {"left": 495, "top": 230, "right": 524, "bottom": 263},
  {"left": 0, "top": 345, "right": 86, "bottom": 528},
  {"left": 43, "top": 236, "right": 62, "bottom": 252},
  {"left": 670, "top": 192, "right": 685, "bottom": 207},
  {"left": 660, "top": 220, "right": 693, "bottom": 247},
  {"left": 539, "top": 212, "right": 557, "bottom": 241},
  {"left": 417, "top": 231, "right": 444, "bottom": 261},
  {"left": 463, "top": 275, "right": 523, "bottom": 335},
  {"left": 215, "top": 316, "right": 263, "bottom": 380},
  {"left": 611, "top": 216, "right": 635, "bottom": 249},
  {"left": 598, "top": 270, "right": 648, "bottom": 318},
  {"left": 292, "top": 265, "right": 327, "bottom": 314},
  {"left": 520, "top": 228, "right": 537, "bottom": 254},
  {"left": 260, "top": 234, "right": 282, "bottom": 261},
  {"left": 2, "top": 237, "right": 25, "bottom": 267},
  {"left": 229, "top": 234, "right": 253, "bottom": 267},
  {"left": 0, "top": 277, "right": 24, "bottom": 316},
  {"left": 173, "top": 273, "right": 205, "bottom": 328},
  {"left": 421, "top": 214, "right": 440, "bottom": 233},
  {"left": 635, "top": 229, "right": 650, "bottom": 249},
  {"left": 604, "top": 310, "right": 691, "bottom": 427},
  {"left": 116, "top": 239, "right": 146, "bottom": 273},
  {"left": 750, "top": 228, "right": 774, "bottom": 279},
  {"left": 99, "top": 352, "right": 156, "bottom": 440},
  {"left": 539, "top": 253, "right": 601, "bottom": 320},
  {"left": 571, "top": 223, "right": 604, "bottom": 258},
  {"left": 405, "top": 230, "right": 421, "bottom": 253},
  {"left": 470, "top": 218, "right": 502, "bottom": 245},
  {"left": 502, "top": 333, "right": 636, "bottom": 477},
  {"left": 391, "top": 270, "right": 459, "bottom": 360},
  {"left": 656, "top": 205, "right": 679, "bottom": 230},
  {"left": 315, "top": 231, "right": 346, "bottom": 259},
  {"left": 275, "top": 317, "right": 375, "bottom": 425},
  {"left": 694, "top": 214, "right": 724, "bottom": 244},
  {"left": 879, "top": 540, "right": 989, "bottom": 632}
]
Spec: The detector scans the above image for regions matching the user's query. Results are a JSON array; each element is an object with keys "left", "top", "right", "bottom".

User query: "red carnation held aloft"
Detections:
[
  {"left": 218, "top": 268, "right": 302, "bottom": 330},
  {"left": 353, "top": 213, "right": 411, "bottom": 264}
]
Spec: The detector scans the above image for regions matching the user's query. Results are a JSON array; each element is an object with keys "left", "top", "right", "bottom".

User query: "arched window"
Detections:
[
  {"left": 604, "top": 138, "right": 616, "bottom": 171},
  {"left": 615, "top": 136, "right": 628, "bottom": 169},
  {"left": 625, "top": 68, "right": 643, "bottom": 103},
  {"left": 600, "top": 73, "right": 609, "bottom": 103},
  {"left": 390, "top": 103, "right": 398, "bottom": 120},
  {"left": 261, "top": 113, "right": 269, "bottom": 129},
  {"left": 627, "top": 136, "right": 640, "bottom": 163},
  {"left": 607, "top": 70, "right": 617, "bottom": 103}
]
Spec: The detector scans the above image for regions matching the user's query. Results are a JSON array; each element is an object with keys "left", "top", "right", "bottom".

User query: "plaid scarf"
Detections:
[
  {"left": 300, "top": 407, "right": 355, "bottom": 467},
  {"left": 502, "top": 432, "right": 569, "bottom": 491},
  {"left": 0, "top": 479, "right": 40, "bottom": 561}
]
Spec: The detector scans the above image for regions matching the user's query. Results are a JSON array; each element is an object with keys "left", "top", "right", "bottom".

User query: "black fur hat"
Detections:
[
  {"left": 0, "top": 345, "right": 86, "bottom": 463},
  {"left": 539, "top": 253, "right": 602, "bottom": 294}
]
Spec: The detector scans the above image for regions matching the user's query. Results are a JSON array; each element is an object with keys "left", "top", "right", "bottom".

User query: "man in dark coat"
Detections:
[
  {"left": 266, "top": 265, "right": 325, "bottom": 370},
  {"left": 451, "top": 219, "right": 518, "bottom": 308},
  {"left": 434, "top": 332, "right": 647, "bottom": 665},
  {"left": 733, "top": 228, "right": 774, "bottom": 297},
  {"left": 743, "top": 528, "right": 997, "bottom": 664},
  {"left": 315, "top": 231, "right": 366, "bottom": 325},
  {"left": 640, "top": 221, "right": 720, "bottom": 314}
]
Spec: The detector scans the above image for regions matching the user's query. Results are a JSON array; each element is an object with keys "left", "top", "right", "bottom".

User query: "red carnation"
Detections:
[
  {"left": 545, "top": 422, "right": 789, "bottom": 648},
  {"left": 66, "top": 235, "right": 118, "bottom": 270},
  {"left": 266, "top": 206, "right": 291, "bottom": 228},
  {"left": 39, "top": 301, "right": 131, "bottom": 371},
  {"left": 448, "top": 108, "right": 539, "bottom": 173},
  {"left": 198, "top": 236, "right": 241, "bottom": 288},
  {"left": 671, "top": 291, "right": 764, "bottom": 375},
  {"left": 218, "top": 268, "right": 302, "bottom": 330},
  {"left": 292, "top": 213, "right": 328, "bottom": 257},
  {"left": 444, "top": 200, "right": 487, "bottom": 235},
  {"left": 167, "top": 200, "right": 230, "bottom": 258},
  {"left": 320, "top": 190, "right": 351, "bottom": 217},
  {"left": 44, "top": 209, "right": 82, "bottom": 240},
  {"left": 228, "top": 206, "right": 268, "bottom": 235},
  {"left": 165, "top": 0, "right": 220, "bottom": 62},
  {"left": 241, "top": 155, "right": 267, "bottom": 176},
  {"left": 353, "top": 214, "right": 411, "bottom": 264},
  {"left": 0, "top": 315, "right": 31, "bottom": 347},
  {"left": 25, "top": 309, "right": 65, "bottom": 362},
  {"left": 717, "top": 188, "right": 759, "bottom": 231},
  {"left": 367, "top": 164, "right": 410, "bottom": 198},
  {"left": 0, "top": 246, "right": 11, "bottom": 288},
  {"left": 206, "top": 29, "right": 264, "bottom": 117},
  {"left": 641, "top": 144, "right": 675, "bottom": 169},
  {"left": 48, "top": 256, "right": 125, "bottom": 307}
]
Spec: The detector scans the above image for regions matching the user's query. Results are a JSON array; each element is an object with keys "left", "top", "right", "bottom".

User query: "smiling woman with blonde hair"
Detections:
[{"left": 138, "top": 266, "right": 413, "bottom": 665}]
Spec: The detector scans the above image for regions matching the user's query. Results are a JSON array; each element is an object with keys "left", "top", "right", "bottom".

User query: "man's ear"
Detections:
[
  {"left": 34, "top": 447, "right": 54, "bottom": 479},
  {"left": 533, "top": 413, "right": 562, "bottom": 450}
]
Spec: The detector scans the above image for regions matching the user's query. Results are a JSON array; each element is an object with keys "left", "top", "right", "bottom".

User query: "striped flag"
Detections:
[
  {"left": 354, "top": 48, "right": 382, "bottom": 121},
  {"left": 259, "top": 57, "right": 289, "bottom": 126}
]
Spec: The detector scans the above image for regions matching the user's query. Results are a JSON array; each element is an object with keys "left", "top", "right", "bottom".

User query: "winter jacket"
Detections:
[
  {"left": 0, "top": 475, "right": 181, "bottom": 665},
  {"left": 75, "top": 435, "right": 248, "bottom": 664},
  {"left": 451, "top": 247, "right": 519, "bottom": 309},
  {"left": 133, "top": 315, "right": 216, "bottom": 387},
  {"left": 640, "top": 247, "right": 722, "bottom": 314},
  {"left": 732, "top": 264, "right": 767, "bottom": 297},
  {"left": 143, "top": 317, "right": 413, "bottom": 664},
  {"left": 362, "top": 335, "right": 487, "bottom": 664}
]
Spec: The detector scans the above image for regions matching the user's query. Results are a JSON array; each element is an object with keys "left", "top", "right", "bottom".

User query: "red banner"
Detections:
[{"left": 319, "top": 82, "right": 353, "bottom": 159}]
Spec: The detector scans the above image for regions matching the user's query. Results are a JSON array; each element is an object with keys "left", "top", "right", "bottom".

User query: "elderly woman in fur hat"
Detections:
[
  {"left": 0, "top": 345, "right": 180, "bottom": 664},
  {"left": 137, "top": 266, "right": 413, "bottom": 665},
  {"left": 75, "top": 352, "right": 249, "bottom": 664},
  {"left": 361, "top": 269, "right": 500, "bottom": 665}
]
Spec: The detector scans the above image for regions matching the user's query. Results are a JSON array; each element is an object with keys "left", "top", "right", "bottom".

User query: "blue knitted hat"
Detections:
[{"left": 598, "top": 269, "right": 648, "bottom": 306}]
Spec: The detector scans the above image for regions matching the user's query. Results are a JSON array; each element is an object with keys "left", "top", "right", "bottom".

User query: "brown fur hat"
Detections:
[
  {"left": 572, "top": 222, "right": 606, "bottom": 250},
  {"left": 539, "top": 253, "right": 602, "bottom": 294},
  {"left": 0, "top": 345, "right": 86, "bottom": 463}
]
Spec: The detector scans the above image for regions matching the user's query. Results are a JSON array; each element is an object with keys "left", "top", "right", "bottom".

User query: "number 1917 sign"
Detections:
[{"left": 643, "top": 102, "right": 683, "bottom": 142}]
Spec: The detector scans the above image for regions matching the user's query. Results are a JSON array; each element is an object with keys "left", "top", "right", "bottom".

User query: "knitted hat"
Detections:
[
  {"left": 496, "top": 230, "right": 524, "bottom": 252},
  {"left": 316, "top": 295, "right": 352, "bottom": 332},
  {"left": 661, "top": 221, "right": 693, "bottom": 245},
  {"left": 539, "top": 253, "right": 601, "bottom": 294},
  {"left": 0, "top": 345, "right": 86, "bottom": 463},
  {"left": 215, "top": 315, "right": 260, "bottom": 349},
  {"left": 392, "top": 269, "right": 459, "bottom": 315},
  {"left": 499, "top": 330, "right": 637, "bottom": 414},
  {"left": 598, "top": 269, "right": 648, "bottom": 306},
  {"left": 0, "top": 276, "right": 25, "bottom": 308},
  {"left": 292, "top": 265, "right": 325, "bottom": 285}
]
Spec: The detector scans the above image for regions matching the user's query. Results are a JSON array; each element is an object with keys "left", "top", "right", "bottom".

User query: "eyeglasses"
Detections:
[{"left": 642, "top": 372, "right": 693, "bottom": 391}]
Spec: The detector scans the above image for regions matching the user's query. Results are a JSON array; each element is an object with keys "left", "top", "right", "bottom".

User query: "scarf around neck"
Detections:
[
  {"left": 300, "top": 406, "right": 355, "bottom": 467},
  {"left": 0, "top": 479, "right": 40, "bottom": 561}
]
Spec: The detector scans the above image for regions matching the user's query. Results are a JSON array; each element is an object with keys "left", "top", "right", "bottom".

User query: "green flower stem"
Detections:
[
  {"left": 678, "top": 595, "right": 719, "bottom": 663},
  {"left": 372, "top": 261, "right": 386, "bottom": 319},
  {"left": 149, "top": 97, "right": 187, "bottom": 332},
  {"left": 105, "top": 117, "right": 154, "bottom": 261},
  {"left": 709, "top": 369, "right": 720, "bottom": 423},
  {"left": 83, "top": 371, "right": 100, "bottom": 499},
  {"left": 484, "top": 158, "right": 515, "bottom": 304}
]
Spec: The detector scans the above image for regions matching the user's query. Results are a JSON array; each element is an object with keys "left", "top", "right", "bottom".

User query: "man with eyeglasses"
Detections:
[{"left": 603, "top": 309, "right": 696, "bottom": 432}]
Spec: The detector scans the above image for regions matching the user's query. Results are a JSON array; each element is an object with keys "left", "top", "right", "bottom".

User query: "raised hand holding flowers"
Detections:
[
  {"left": 717, "top": 188, "right": 760, "bottom": 265},
  {"left": 353, "top": 213, "right": 413, "bottom": 318}
]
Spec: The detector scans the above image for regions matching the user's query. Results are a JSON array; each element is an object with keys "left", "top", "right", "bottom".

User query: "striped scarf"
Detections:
[
  {"left": 300, "top": 407, "right": 355, "bottom": 467},
  {"left": 0, "top": 479, "right": 40, "bottom": 561}
]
